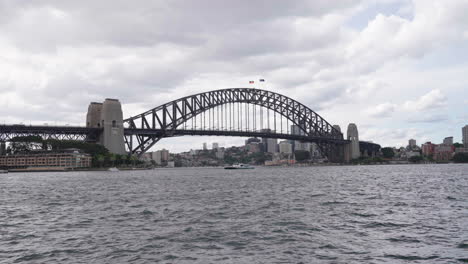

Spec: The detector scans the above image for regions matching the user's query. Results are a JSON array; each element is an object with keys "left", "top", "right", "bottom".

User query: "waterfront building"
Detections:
[
  {"left": 421, "top": 142, "right": 436, "bottom": 156},
  {"left": 279, "top": 141, "right": 293, "bottom": 154},
  {"left": 434, "top": 144, "right": 453, "bottom": 162},
  {"left": 406, "top": 151, "right": 421, "bottom": 159},
  {"left": 151, "top": 149, "right": 169, "bottom": 165},
  {"left": 0, "top": 152, "right": 92, "bottom": 169},
  {"left": 443, "top": 137, "right": 453, "bottom": 145},
  {"left": 463, "top": 125, "right": 468, "bottom": 147},
  {"left": 455, "top": 147, "right": 468, "bottom": 153},
  {"left": 212, "top": 143, "right": 219, "bottom": 150}
]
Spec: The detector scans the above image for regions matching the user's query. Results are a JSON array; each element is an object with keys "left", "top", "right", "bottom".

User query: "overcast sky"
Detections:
[{"left": 1, "top": 0, "right": 467, "bottom": 152}]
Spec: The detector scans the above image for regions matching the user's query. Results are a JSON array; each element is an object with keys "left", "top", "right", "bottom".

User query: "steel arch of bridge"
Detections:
[{"left": 124, "top": 88, "right": 345, "bottom": 156}]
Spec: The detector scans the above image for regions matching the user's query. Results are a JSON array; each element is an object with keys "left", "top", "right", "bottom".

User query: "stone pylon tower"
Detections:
[
  {"left": 86, "top": 99, "right": 126, "bottom": 155},
  {"left": 86, "top": 102, "right": 103, "bottom": 128},
  {"left": 347, "top": 123, "right": 360, "bottom": 159}
]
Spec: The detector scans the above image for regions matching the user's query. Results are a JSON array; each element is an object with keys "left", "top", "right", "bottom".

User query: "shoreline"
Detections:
[{"left": 2, "top": 162, "right": 464, "bottom": 173}]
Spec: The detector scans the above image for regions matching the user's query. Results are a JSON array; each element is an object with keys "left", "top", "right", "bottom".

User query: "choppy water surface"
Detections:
[{"left": 1, "top": 164, "right": 467, "bottom": 263}]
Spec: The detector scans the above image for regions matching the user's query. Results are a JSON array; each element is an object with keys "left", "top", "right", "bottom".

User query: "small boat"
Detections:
[
  {"left": 224, "top": 164, "right": 254, "bottom": 170},
  {"left": 0, "top": 169, "right": 8, "bottom": 174},
  {"left": 108, "top": 167, "right": 120, "bottom": 172}
]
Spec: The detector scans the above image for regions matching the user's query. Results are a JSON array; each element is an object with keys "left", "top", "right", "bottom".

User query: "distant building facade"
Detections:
[
  {"left": 443, "top": 137, "right": 453, "bottom": 145},
  {"left": 290, "top": 125, "right": 310, "bottom": 151},
  {"left": 246, "top": 142, "right": 261, "bottom": 153},
  {"left": 421, "top": 142, "right": 436, "bottom": 156},
  {"left": 409, "top": 139, "right": 416, "bottom": 148},
  {"left": 463, "top": 125, "right": 468, "bottom": 147},
  {"left": 0, "top": 152, "right": 92, "bottom": 168},
  {"left": 279, "top": 141, "right": 293, "bottom": 154},
  {"left": 261, "top": 129, "right": 278, "bottom": 153},
  {"left": 212, "top": 143, "right": 219, "bottom": 150},
  {"left": 434, "top": 144, "right": 453, "bottom": 162}
]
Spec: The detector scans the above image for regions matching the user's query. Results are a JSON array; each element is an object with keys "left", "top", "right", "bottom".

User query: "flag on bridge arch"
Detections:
[{"left": 249, "top": 81, "right": 254, "bottom": 84}]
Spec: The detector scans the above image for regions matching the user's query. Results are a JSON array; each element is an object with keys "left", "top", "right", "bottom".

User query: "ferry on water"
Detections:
[{"left": 224, "top": 164, "right": 254, "bottom": 170}]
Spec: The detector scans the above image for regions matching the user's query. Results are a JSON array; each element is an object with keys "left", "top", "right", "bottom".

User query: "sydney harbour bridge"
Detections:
[{"left": 0, "top": 88, "right": 380, "bottom": 162}]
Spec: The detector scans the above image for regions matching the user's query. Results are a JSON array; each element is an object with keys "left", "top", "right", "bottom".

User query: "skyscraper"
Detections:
[
  {"left": 409, "top": 139, "right": 416, "bottom": 147},
  {"left": 443, "top": 137, "right": 453, "bottom": 145},
  {"left": 260, "top": 129, "right": 278, "bottom": 153},
  {"left": 290, "top": 125, "right": 309, "bottom": 151}
]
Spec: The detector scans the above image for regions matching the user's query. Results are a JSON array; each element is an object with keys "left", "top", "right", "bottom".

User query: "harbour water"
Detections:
[{"left": 1, "top": 164, "right": 467, "bottom": 263}]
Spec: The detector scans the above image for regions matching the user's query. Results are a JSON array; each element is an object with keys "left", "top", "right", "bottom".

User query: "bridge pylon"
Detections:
[{"left": 86, "top": 99, "right": 126, "bottom": 155}]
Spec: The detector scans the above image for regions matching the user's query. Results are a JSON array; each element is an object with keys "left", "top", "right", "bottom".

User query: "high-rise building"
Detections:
[
  {"left": 152, "top": 149, "right": 169, "bottom": 165},
  {"left": 203, "top": 143, "right": 207, "bottom": 150},
  {"left": 212, "top": 143, "right": 219, "bottom": 150},
  {"left": 261, "top": 129, "right": 278, "bottom": 153},
  {"left": 409, "top": 139, "right": 416, "bottom": 147},
  {"left": 463, "top": 125, "right": 468, "bottom": 147},
  {"left": 443, "top": 137, "right": 453, "bottom": 145},
  {"left": 279, "top": 141, "right": 293, "bottom": 154},
  {"left": 265, "top": 138, "right": 278, "bottom": 153},
  {"left": 290, "top": 125, "right": 309, "bottom": 151}
]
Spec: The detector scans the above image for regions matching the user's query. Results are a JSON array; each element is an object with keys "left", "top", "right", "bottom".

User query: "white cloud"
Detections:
[
  {"left": 365, "top": 103, "right": 397, "bottom": 118},
  {"left": 403, "top": 89, "right": 447, "bottom": 111},
  {"left": 407, "top": 113, "right": 449, "bottom": 123}
]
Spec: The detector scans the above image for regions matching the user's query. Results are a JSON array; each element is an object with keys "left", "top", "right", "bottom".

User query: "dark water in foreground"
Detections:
[{"left": 1, "top": 165, "right": 467, "bottom": 263}]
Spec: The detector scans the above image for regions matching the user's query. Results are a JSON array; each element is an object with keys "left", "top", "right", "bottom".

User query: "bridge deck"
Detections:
[
  {"left": 1, "top": 125, "right": 380, "bottom": 151},
  {"left": 124, "top": 128, "right": 350, "bottom": 144}
]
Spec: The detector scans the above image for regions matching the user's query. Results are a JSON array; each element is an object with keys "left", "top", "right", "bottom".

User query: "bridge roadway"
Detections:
[
  {"left": 0, "top": 124, "right": 380, "bottom": 155},
  {"left": 0, "top": 124, "right": 101, "bottom": 141},
  {"left": 0, "top": 125, "right": 349, "bottom": 144}
]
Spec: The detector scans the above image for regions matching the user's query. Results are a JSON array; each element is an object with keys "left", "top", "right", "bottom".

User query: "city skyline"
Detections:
[{"left": 1, "top": 1, "right": 467, "bottom": 152}]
